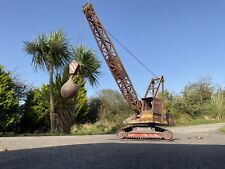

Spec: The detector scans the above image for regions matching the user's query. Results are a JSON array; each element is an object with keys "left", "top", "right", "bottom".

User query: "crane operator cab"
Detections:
[
  {"left": 140, "top": 96, "right": 174, "bottom": 126},
  {"left": 123, "top": 76, "right": 174, "bottom": 127}
]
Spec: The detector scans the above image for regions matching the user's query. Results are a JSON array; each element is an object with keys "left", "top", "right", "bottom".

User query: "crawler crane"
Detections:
[
  {"left": 62, "top": 3, "right": 175, "bottom": 140},
  {"left": 82, "top": 3, "right": 175, "bottom": 140}
]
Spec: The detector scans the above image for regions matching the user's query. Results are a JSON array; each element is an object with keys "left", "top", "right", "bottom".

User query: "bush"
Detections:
[
  {"left": 0, "top": 65, "right": 20, "bottom": 132},
  {"left": 209, "top": 91, "right": 225, "bottom": 119},
  {"left": 71, "top": 120, "right": 121, "bottom": 135},
  {"left": 71, "top": 89, "right": 134, "bottom": 135}
]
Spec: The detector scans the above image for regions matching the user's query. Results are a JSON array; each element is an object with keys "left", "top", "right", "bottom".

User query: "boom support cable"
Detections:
[{"left": 106, "top": 31, "right": 158, "bottom": 78}]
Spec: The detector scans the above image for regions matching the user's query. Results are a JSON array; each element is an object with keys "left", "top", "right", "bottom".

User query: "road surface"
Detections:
[{"left": 0, "top": 123, "right": 225, "bottom": 169}]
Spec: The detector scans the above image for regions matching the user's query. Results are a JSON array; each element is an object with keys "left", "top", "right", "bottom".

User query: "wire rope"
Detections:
[{"left": 106, "top": 31, "right": 158, "bottom": 78}]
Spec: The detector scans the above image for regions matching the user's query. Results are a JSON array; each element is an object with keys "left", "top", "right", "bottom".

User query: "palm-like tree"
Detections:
[
  {"left": 52, "top": 45, "right": 101, "bottom": 132},
  {"left": 52, "top": 71, "right": 75, "bottom": 133},
  {"left": 24, "top": 31, "right": 71, "bottom": 132},
  {"left": 72, "top": 45, "right": 101, "bottom": 86}
]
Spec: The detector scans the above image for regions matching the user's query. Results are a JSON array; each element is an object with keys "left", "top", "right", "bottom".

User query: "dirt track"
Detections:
[{"left": 0, "top": 123, "right": 225, "bottom": 151}]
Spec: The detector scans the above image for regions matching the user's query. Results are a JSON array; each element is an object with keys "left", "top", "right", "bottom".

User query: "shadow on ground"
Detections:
[{"left": 0, "top": 143, "right": 225, "bottom": 169}]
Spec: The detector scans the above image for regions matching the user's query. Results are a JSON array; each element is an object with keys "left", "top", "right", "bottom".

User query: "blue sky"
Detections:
[{"left": 1, "top": 0, "right": 225, "bottom": 97}]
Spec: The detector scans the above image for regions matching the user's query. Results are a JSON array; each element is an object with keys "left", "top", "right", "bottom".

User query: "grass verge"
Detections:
[
  {"left": 71, "top": 121, "right": 122, "bottom": 135},
  {"left": 175, "top": 118, "right": 225, "bottom": 126}
]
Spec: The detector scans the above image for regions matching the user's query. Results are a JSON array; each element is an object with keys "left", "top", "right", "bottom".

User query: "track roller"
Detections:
[{"left": 162, "top": 130, "right": 173, "bottom": 140}]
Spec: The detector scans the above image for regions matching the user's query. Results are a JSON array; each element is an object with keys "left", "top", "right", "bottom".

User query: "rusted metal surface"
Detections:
[
  {"left": 82, "top": 3, "right": 175, "bottom": 140},
  {"left": 145, "top": 76, "right": 164, "bottom": 98},
  {"left": 83, "top": 3, "right": 141, "bottom": 114},
  {"left": 61, "top": 77, "right": 79, "bottom": 98},
  {"left": 117, "top": 125, "right": 173, "bottom": 140},
  {"left": 69, "top": 60, "right": 79, "bottom": 75},
  {"left": 61, "top": 60, "right": 79, "bottom": 98}
]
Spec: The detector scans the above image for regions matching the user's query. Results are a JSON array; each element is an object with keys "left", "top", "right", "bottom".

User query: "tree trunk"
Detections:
[
  {"left": 49, "top": 64, "right": 56, "bottom": 132},
  {"left": 55, "top": 108, "right": 73, "bottom": 133}
]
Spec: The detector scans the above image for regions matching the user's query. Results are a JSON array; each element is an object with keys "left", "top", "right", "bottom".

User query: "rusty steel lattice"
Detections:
[{"left": 83, "top": 3, "right": 142, "bottom": 114}]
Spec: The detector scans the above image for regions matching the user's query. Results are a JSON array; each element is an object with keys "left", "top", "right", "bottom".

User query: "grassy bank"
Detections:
[
  {"left": 71, "top": 121, "right": 121, "bottom": 135},
  {"left": 175, "top": 118, "right": 225, "bottom": 126}
]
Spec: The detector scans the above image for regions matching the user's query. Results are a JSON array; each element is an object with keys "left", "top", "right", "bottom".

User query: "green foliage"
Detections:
[
  {"left": 169, "top": 77, "right": 213, "bottom": 118},
  {"left": 21, "top": 73, "right": 75, "bottom": 133},
  {"left": 0, "top": 65, "right": 19, "bottom": 132},
  {"left": 24, "top": 31, "right": 71, "bottom": 72},
  {"left": 71, "top": 121, "right": 119, "bottom": 135},
  {"left": 24, "top": 30, "right": 72, "bottom": 132},
  {"left": 71, "top": 45, "right": 101, "bottom": 124},
  {"left": 210, "top": 91, "right": 225, "bottom": 119},
  {"left": 162, "top": 77, "right": 225, "bottom": 125},
  {"left": 87, "top": 97, "right": 101, "bottom": 123},
  {"left": 72, "top": 45, "right": 101, "bottom": 86},
  {"left": 21, "top": 86, "right": 49, "bottom": 132},
  {"left": 20, "top": 66, "right": 95, "bottom": 133},
  {"left": 96, "top": 89, "right": 133, "bottom": 122},
  {"left": 158, "top": 90, "right": 174, "bottom": 113},
  {"left": 53, "top": 70, "right": 75, "bottom": 133},
  {"left": 182, "top": 77, "right": 213, "bottom": 105},
  {"left": 23, "top": 33, "right": 101, "bottom": 133},
  {"left": 53, "top": 44, "right": 101, "bottom": 130},
  {"left": 11, "top": 76, "right": 30, "bottom": 102},
  {"left": 71, "top": 89, "right": 133, "bottom": 135},
  {"left": 55, "top": 69, "right": 91, "bottom": 127},
  {"left": 73, "top": 76, "right": 89, "bottom": 124}
]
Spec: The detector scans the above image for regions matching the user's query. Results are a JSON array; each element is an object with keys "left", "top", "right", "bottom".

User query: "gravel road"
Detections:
[{"left": 0, "top": 123, "right": 225, "bottom": 169}]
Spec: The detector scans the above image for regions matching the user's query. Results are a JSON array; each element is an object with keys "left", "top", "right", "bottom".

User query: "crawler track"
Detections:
[{"left": 117, "top": 124, "right": 173, "bottom": 140}]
